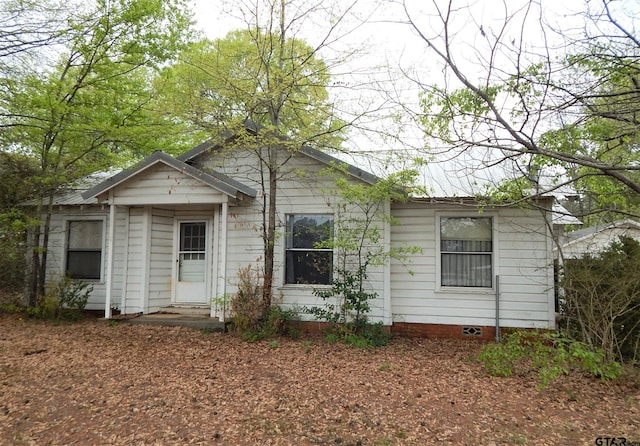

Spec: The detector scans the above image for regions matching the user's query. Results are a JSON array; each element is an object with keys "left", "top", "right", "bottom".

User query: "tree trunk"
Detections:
[
  {"left": 26, "top": 226, "right": 41, "bottom": 307},
  {"left": 262, "top": 166, "right": 277, "bottom": 312},
  {"left": 25, "top": 198, "right": 44, "bottom": 307},
  {"left": 37, "top": 192, "right": 55, "bottom": 297}
]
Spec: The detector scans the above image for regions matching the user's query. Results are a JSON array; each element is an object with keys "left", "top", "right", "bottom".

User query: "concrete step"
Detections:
[
  {"left": 122, "top": 313, "right": 226, "bottom": 331},
  {"left": 159, "top": 306, "right": 211, "bottom": 316}
]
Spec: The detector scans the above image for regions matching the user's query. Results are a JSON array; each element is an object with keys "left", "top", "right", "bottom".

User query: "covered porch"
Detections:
[{"left": 81, "top": 151, "right": 257, "bottom": 319}]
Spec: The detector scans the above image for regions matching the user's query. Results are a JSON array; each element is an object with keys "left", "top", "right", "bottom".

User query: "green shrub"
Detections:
[
  {"left": 229, "top": 265, "right": 264, "bottom": 333},
  {"left": 28, "top": 276, "right": 92, "bottom": 321},
  {"left": 0, "top": 303, "right": 24, "bottom": 313},
  {"left": 561, "top": 236, "right": 640, "bottom": 363},
  {"left": 239, "top": 305, "right": 300, "bottom": 342},
  {"left": 0, "top": 210, "right": 29, "bottom": 296},
  {"left": 478, "top": 330, "right": 623, "bottom": 388},
  {"left": 356, "top": 321, "right": 390, "bottom": 347},
  {"left": 322, "top": 321, "right": 390, "bottom": 348},
  {"left": 228, "top": 265, "right": 302, "bottom": 341}
]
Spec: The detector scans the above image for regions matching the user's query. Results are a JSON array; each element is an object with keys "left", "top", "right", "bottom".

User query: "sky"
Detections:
[
  {"left": 190, "top": 0, "right": 639, "bottom": 196},
  {"left": 191, "top": 0, "right": 457, "bottom": 193}
]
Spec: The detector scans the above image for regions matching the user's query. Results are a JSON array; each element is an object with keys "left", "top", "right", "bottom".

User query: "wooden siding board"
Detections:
[
  {"left": 146, "top": 210, "right": 173, "bottom": 310},
  {"left": 199, "top": 149, "right": 389, "bottom": 322},
  {"left": 44, "top": 207, "right": 115, "bottom": 311},
  {"left": 123, "top": 208, "right": 144, "bottom": 313},
  {"left": 109, "top": 209, "right": 127, "bottom": 308},
  {"left": 390, "top": 202, "right": 554, "bottom": 329},
  {"left": 391, "top": 297, "right": 549, "bottom": 312},
  {"left": 112, "top": 164, "right": 226, "bottom": 205}
]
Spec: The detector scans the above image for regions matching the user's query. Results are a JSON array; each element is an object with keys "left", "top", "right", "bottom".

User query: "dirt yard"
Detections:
[{"left": 0, "top": 313, "right": 638, "bottom": 445}]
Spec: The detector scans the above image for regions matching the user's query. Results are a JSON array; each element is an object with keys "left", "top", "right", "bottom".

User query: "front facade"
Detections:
[
  {"left": 390, "top": 201, "right": 555, "bottom": 338},
  {"left": 43, "top": 141, "right": 557, "bottom": 338}
]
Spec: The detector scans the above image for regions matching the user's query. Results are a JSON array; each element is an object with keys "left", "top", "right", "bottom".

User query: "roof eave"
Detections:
[
  {"left": 297, "top": 145, "right": 379, "bottom": 185},
  {"left": 82, "top": 151, "right": 257, "bottom": 201}
]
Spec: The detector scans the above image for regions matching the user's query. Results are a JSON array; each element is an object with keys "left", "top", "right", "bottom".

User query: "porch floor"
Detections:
[{"left": 116, "top": 313, "right": 226, "bottom": 331}]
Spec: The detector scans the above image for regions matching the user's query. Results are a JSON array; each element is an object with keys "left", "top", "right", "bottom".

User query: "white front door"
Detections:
[{"left": 174, "top": 221, "right": 209, "bottom": 305}]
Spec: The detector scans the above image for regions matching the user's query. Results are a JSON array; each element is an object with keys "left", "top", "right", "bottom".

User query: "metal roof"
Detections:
[
  {"left": 21, "top": 172, "right": 112, "bottom": 206},
  {"left": 552, "top": 202, "right": 583, "bottom": 226},
  {"left": 564, "top": 218, "right": 640, "bottom": 243},
  {"left": 175, "top": 120, "right": 379, "bottom": 186}
]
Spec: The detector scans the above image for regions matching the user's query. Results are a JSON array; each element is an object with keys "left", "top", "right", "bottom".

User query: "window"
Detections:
[
  {"left": 285, "top": 214, "right": 333, "bottom": 285},
  {"left": 440, "top": 216, "right": 492, "bottom": 288},
  {"left": 66, "top": 220, "right": 103, "bottom": 280},
  {"left": 178, "top": 222, "right": 206, "bottom": 282}
]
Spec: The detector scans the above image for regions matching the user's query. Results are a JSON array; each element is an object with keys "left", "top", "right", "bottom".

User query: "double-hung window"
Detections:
[
  {"left": 285, "top": 214, "right": 333, "bottom": 285},
  {"left": 440, "top": 216, "right": 492, "bottom": 288},
  {"left": 66, "top": 220, "right": 103, "bottom": 280}
]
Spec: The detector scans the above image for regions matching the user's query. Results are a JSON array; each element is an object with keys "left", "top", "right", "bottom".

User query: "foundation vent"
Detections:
[{"left": 462, "top": 326, "right": 483, "bottom": 337}]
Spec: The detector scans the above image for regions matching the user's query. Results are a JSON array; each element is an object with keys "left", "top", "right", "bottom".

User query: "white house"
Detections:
[
  {"left": 561, "top": 219, "right": 640, "bottom": 259},
  {"left": 41, "top": 137, "right": 557, "bottom": 340}
]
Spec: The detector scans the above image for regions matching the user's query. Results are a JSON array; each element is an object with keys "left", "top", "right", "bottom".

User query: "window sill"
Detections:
[
  {"left": 279, "top": 284, "right": 331, "bottom": 290},
  {"left": 70, "top": 279, "right": 104, "bottom": 285},
  {"left": 436, "top": 286, "right": 495, "bottom": 294}
]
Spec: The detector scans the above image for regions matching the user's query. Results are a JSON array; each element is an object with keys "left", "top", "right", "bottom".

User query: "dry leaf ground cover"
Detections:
[{"left": 0, "top": 313, "right": 639, "bottom": 446}]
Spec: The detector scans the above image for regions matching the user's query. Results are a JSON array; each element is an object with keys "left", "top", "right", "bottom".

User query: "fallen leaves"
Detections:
[{"left": 0, "top": 313, "right": 638, "bottom": 445}]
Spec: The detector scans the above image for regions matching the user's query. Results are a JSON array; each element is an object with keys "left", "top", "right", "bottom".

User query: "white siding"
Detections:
[
  {"left": 120, "top": 207, "right": 218, "bottom": 314},
  {"left": 111, "top": 163, "right": 227, "bottom": 205},
  {"left": 147, "top": 209, "right": 174, "bottom": 312},
  {"left": 43, "top": 206, "right": 126, "bottom": 311},
  {"left": 109, "top": 208, "right": 127, "bottom": 310},
  {"left": 390, "top": 203, "right": 555, "bottom": 329},
  {"left": 563, "top": 226, "right": 640, "bottom": 259},
  {"left": 200, "top": 149, "right": 389, "bottom": 322},
  {"left": 45, "top": 146, "right": 557, "bottom": 331},
  {"left": 124, "top": 207, "right": 144, "bottom": 313}
]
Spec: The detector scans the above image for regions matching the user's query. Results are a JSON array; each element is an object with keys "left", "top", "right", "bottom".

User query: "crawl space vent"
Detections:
[{"left": 462, "top": 326, "right": 483, "bottom": 337}]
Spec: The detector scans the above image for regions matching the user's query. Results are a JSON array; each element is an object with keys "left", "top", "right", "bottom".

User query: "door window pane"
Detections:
[
  {"left": 180, "top": 222, "right": 206, "bottom": 251},
  {"left": 179, "top": 222, "right": 206, "bottom": 282}
]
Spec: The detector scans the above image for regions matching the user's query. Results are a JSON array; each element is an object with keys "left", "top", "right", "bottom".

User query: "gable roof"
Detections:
[
  {"left": 22, "top": 172, "right": 112, "bottom": 206},
  {"left": 564, "top": 219, "right": 640, "bottom": 244},
  {"left": 82, "top": 151, "right": 257, "bottom": 200},
  {"left": 552, "top": 202, "right": 583, "bottom": 226},
  {"left": 175, "top": 123, "right": 379, "bottom": 186}
]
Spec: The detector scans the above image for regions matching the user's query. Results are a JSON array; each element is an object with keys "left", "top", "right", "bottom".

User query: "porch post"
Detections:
[
  {"left": 104, "top": 194, "right": 116, "bottom": 319},
  {"left": 215, "top": 201, "right": 229, "bottom": 321}
]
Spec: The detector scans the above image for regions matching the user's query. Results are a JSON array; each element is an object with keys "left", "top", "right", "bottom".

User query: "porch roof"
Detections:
[{"left": 82, "top": 151, "right": 257, "bottom": 201}]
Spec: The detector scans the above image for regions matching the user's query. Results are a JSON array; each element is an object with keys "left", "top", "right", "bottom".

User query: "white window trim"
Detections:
[
  {"left": 63, "top": 215, "right": 108, "bottom": 283},
  {"left": 435, "top": 212, "right": 499, "bottom": 294},
  {"left": 282, "top": 213, "right": 334, "bottom": 287},
  {"left": 170, "top": 216, "right": 215, "bottom": 306}
]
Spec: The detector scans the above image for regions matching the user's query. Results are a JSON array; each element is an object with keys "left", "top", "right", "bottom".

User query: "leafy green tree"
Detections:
[
  {"left": 561, "top": 236, "right": 640, "bottom": 362},
  {"left": 157, "top": 0, "right": 354, "bottom": 312},
  {"left": 566, "top": 60, "right": 640, "bottom": 223},
  {"left": 0, "top": 0, "right": 193, "bottom": 305},
  {"left": 402, "top": 0, "right": 640, "bottom": 220},
  {"left": 307, "top": 166, "right": 422, "bottom": 336},
  {"left": 0, "top": 151, "right": 40, "bottom": 296}
]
